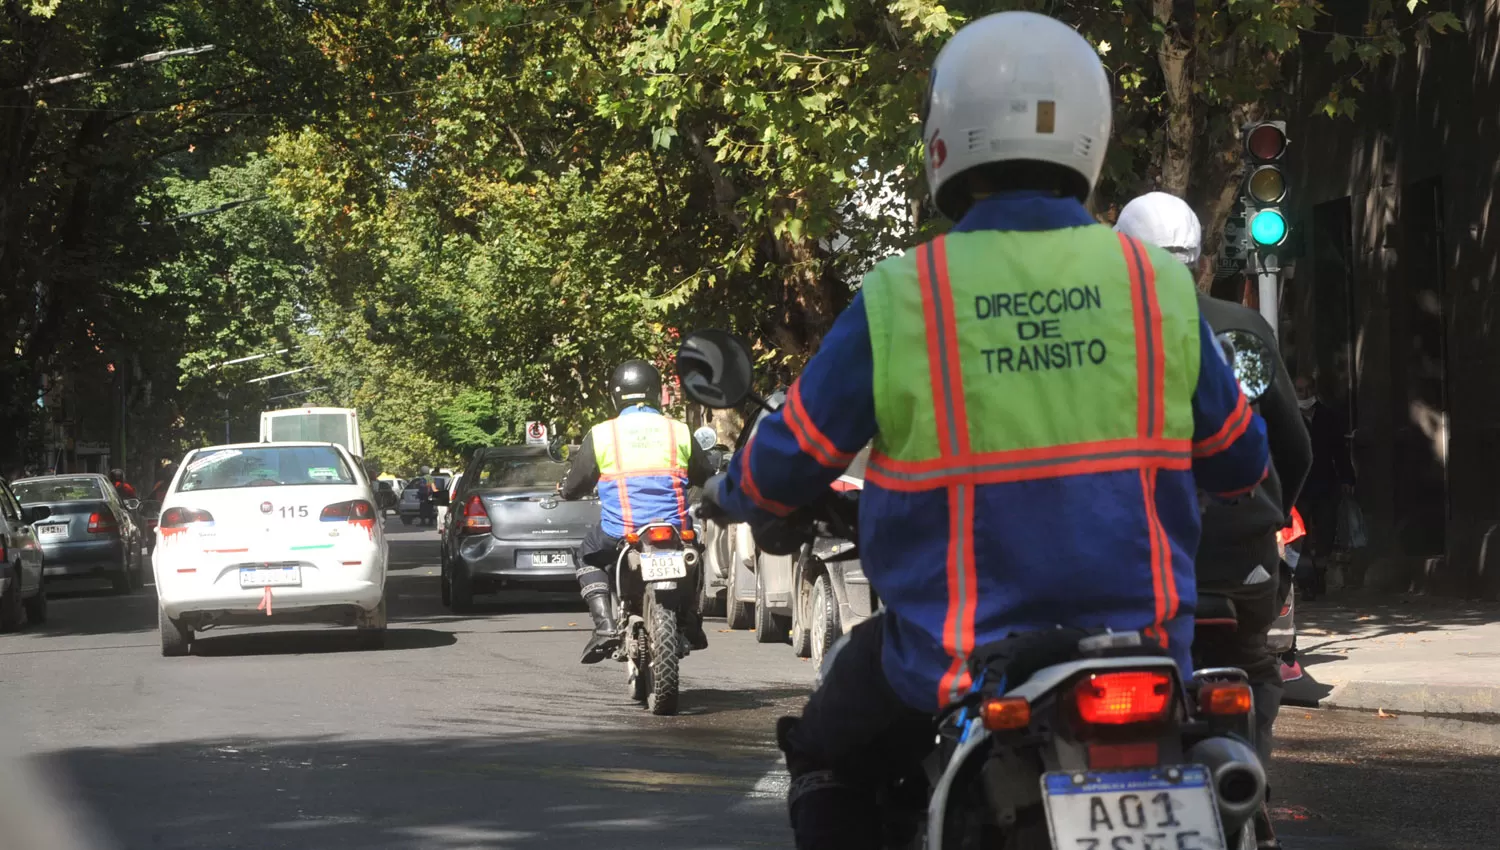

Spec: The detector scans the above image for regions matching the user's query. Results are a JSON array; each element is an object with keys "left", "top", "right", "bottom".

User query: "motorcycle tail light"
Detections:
[
  {"left": 679, "top": 529, "right": 695, "bottom": 541},
  {"left": 1279, "top": 598, "right": 1293, "bottom": 618},
  {"left": 1072, "top": 671, "right": 1173, "bottom": 726},
  {"left": 644, "top": 526, "right": 676, "bottom": 544},
  {"left": 87, "top": 511, "right": 119, "bottom": 534},
  {"left": 1198, "top": 682, "right": 1254, "bottom": 717},
  {"left": 160, "top": 508, "right": 214, "bottom": 528},
  {"left": 461, "top": 495, "right": 492, "bottom": 534},
  {"left": 980, "top": 697, "right": 1030, "bottom": 731}
]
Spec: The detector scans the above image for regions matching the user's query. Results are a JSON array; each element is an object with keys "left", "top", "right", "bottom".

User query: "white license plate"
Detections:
[
  {"left": 1042, "top": 767, "right": 1225, "bottom": 850},
  {"left": 37, "top": 524, "right": 68, "bottom": 540},
  {"left": 531, "top": 550, "right": 570, "bottom": 567},
  {"left": 640, "top": 552, "right": 687, "bottom": 582},
  {"left": 239, "top": 565, "right": 302, "bottom": 588}
]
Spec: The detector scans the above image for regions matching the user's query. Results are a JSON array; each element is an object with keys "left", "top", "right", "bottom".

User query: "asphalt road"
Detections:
[{"left": 1, "top": 517, "right": 1495, "bottom": 850}]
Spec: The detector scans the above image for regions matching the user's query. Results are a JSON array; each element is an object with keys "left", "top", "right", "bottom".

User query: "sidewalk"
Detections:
[{"left": 1288, "top": 592, "right": 1500, "bottom": 717}]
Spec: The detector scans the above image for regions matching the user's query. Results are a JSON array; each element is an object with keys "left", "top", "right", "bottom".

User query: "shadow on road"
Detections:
[
  {"left": 190, "top": 627, "right": 458, "bottom": 657},
  {"left": 32, "top": 732, "right": 788, "bottom": 850}
]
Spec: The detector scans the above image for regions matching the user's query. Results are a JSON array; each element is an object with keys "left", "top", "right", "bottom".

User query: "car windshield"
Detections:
[
  {"left": 472, "top": 455, "right": 565, "bottom": 489},
  {"left": 13, "top": 477, "right": 105, "bottom": 504},
  {"left": 177, "top": 446, "right": 355, "bottom": 492}
]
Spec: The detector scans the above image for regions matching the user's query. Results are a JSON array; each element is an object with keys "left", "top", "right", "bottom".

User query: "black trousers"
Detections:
[
  {"left": 575, "top": 524, "right": 621, "bottom": 601},
  {"left": 1195, "top": 535, "right": 1284, "bottom": 764},
  {"left": 777, "top": 616, "right": 932, "bottom": 850}
]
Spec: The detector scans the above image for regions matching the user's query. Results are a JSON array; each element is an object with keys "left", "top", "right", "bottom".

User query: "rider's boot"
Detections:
[
  {"left": 683, "top": 595, "right": 709, "bottom": 651},
  {"left": 579, "top": 594, "right": 622, "bottom": 664}
]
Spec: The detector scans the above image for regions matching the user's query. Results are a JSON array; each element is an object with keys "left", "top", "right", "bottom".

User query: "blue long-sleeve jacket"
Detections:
[{"left": 717, "top": 193, "right": 1270, "bottom": 712}]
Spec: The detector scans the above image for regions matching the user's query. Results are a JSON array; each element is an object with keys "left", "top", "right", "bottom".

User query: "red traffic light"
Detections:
[{"left": 1245, "top": 123, "right": 1287, "bottom": 161}]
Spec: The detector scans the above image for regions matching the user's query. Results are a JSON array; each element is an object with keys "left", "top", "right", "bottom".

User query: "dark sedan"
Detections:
[
  {"left": 12, "top": 474, "right": 146, "bottom": 594},
  {"left": 438, "top": 447, "right": 599, "bottom": 612}
]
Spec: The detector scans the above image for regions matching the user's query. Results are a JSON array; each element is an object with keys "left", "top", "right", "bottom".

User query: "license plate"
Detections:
[
  {"left": 531, "top": 550, "right": 571, "bottom": 567},
  {"left": 239, "top": 565, "right": 302, "bottom": 588},
  {"left": 640, "top": 552, "right": 687, "bottom": 582},
  {"left": 36, "top": 524, "right": 68, "bottom": 540},
  {"left": 1042, "top": 766, "right": 1225, "bottom": 850}
]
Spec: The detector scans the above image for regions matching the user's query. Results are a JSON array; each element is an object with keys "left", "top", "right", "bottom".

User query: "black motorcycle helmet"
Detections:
[{"left": 610, "top": 359, "right": 662, "bottom": 410}]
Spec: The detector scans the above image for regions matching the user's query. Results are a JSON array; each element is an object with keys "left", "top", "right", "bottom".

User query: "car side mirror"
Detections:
[
  {"left": 677, "top": 329, "right": 755, "bottom": 409},
  {"left": 124, "top": 498, "right": 141, "bottom": 511},
  {"left": 1217, "top": 329, "right": 1275, "bottom": 405},
  {"left": 23, "top": 505, "right": 51, "bottom": 523}
]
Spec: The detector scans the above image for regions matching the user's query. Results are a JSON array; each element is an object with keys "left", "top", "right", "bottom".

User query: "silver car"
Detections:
[{"left": 12, "top": 474, "right": 146, "bottom": 594}]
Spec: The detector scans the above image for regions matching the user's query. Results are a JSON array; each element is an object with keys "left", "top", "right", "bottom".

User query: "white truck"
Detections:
[{"left": 259, "top": 407, "right": 363, "bottom": 459}]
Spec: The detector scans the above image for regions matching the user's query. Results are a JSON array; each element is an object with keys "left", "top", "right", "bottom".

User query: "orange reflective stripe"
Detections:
[
  {"left": 609, "top": 420, "right": 634, "bottom": 535},
  {"left": 936, "top": 484, "right": 977, "bottom": 707},
  {"left": 737, "top": 430, "right": 795, "bottom": 517},
  {"left": 1193, "top": 393, "right": 1253, "bottom": 458},
  {"left": 785, "top": 380, "right": 856, "bottom": 468},
  {"left": 1140, "top": 468, "right": 1176, "bottom": 647},
  {"left": 1119, "top": 233, "right": 1167, "bottom": 440},
  {"left": 867, "top": 439, "right": 1191, "bottom": 492},
  {"left": 667, "top": 421, "right": 687, "bottom": 520}
]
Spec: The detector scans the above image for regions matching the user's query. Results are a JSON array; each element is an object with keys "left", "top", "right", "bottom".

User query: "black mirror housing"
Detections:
[
  {"left": 1217, "top": 329, "right": 1276, "bottom": 405},
  {"left": 677, "top": 329, "right": 755, "bottom": 409}
]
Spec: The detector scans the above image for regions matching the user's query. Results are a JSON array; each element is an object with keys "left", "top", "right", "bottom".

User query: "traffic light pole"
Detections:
[{"left": 1258, "top": 271, "right": 1279, "bottom": 342}]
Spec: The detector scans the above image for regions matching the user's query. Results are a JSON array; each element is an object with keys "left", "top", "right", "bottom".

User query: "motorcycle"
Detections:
[
  {"left": 677, "top": 328, "right": 1274, "bottom": 850},
  {"left": 611, "top": 518, "right": 704, "bottom": 716}
]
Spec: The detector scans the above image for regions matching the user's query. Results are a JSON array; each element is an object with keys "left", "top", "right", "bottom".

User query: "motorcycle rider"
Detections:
[
  {"left": 560, "top": 359, "right": 716, "bottom": 663},
  {"left": 699, "top": 12, "right": 1270, "bottom": 849},
  {"left": 1115, "top": 191, "right": 1312, "bottom": 771}
]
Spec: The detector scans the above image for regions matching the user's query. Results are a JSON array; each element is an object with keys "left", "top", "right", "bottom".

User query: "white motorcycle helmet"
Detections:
[
  {"left": 693, "top": 426, "right": 717, "bottom": 452},
  {"left": 1114, "top": 191, "right": 1202, "bottom": 267},
  {"left": 923, "top": 11, "right": 1112, "bottom": 220}
]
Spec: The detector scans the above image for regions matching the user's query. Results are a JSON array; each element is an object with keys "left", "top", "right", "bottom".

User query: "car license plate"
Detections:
[
  {"left": 531, "top": 550, "right": 571, "bottom": 567},
  {"left": 36, "top": 523, "right": 68, "bottom": 540},
  {"left": 640, "top": 552, "right": 687, "bottom": 582},
  {"left": 1042, "top": 766, "right": 1225, "bottom": 850},
  {"left": 239, "top": 565, "right": 302, "bottom": 588}
]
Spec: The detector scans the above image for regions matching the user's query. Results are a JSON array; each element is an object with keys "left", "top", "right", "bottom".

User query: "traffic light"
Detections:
[{"left": 1242, "top": 121, "right": 1289, "bottom": 254}]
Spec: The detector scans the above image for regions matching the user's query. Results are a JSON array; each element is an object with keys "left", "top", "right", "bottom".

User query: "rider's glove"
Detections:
[
  {"left": 751, "top": 511, "right": 815, "bottom": 557},
  {"left": 696, "top": 473, "right": 729, "bottom": 521}
]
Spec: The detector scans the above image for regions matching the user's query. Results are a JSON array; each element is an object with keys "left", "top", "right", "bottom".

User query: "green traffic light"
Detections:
[{"left": 1250, "top": 210, "right": 1287, "bottom": 246}]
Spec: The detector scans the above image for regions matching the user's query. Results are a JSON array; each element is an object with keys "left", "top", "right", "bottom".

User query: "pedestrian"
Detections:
[
  {"left": 1293, "top": 374, "right": 1356, "bottom": 599},
  {"left": 108, "top": 468, "right": 137, "bottom": 501}
]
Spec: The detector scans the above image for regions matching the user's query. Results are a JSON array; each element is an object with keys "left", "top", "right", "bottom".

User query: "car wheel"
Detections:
[
  {"left": 357, "top": 596, "right": 387, "bottom": 650},
  {"left": 22, "top": 576, "right": 47, "bottom": 625},
  {"left": 725, "top": 556, "right": 754, "bottom": 630},
  {"left": 753, "top": 565, "right": 789, "bottom": 644},
  {"left": 0, "top": 565, "right": 25, "bottom": 632},
  {"left": 159, "top": 604, "right": 191, "bottom": 657},
  {"left": 449, "top": 563, "right": 475, "bottom": 614},
  {"left": 790, "top": 572, "right": 813, "bottom": 658},
  {"left": 402, "top": 516, "right": 412, "bottom": 526},
  {"left": 810, "top": 574, "right": 840, "bottom": 669}
]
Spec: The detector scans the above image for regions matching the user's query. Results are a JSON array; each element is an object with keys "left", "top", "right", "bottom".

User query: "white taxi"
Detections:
[{"left": 152, "top": 442, "right": 388, "bottom": 656}]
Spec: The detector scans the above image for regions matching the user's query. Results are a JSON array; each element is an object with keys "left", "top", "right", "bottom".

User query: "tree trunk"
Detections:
[{"left": 1154, "top": 0, "right": 1195, "bottom": 197}]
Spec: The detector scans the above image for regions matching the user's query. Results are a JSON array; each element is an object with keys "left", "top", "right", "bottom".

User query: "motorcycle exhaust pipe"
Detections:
[
  {"left": 682, "top": 548, "right": 699, "bottom": 567},
  {"left": 1185, "top": 736, "right": 1266, "bottom": 835}
]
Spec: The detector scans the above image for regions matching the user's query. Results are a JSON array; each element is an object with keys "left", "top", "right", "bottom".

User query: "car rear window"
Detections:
[
  {"left": 178, "top": 446, "right": 355, "bottom": 492},
  {"left": 14, "top": 478, "right": 106, "bottom": 504},
  {"left": 473, "top": 455, "right": 565, "bottom": 489}
]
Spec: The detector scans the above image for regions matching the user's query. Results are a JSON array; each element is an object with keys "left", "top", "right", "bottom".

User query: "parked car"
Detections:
[
  {"left": 0, "top": 476, "right": 49, "bottom": 630},
  {"left": 12, "top": 473, "right": 146, "bottom": 594},
  {"left": 437, "top": 446, "right": 599, "bottom": 612},
  {"left": 398, "top": 476, "right": 448, "bottom": 526},
  {"left": 152, "top": 442, "right": 389, "bottom": 656},
  {"left": 749, "top": 445, "right": 877, "bottom": 665}
]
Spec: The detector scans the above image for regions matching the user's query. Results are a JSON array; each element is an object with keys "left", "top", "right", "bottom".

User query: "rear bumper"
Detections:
[
  {"left": 453, "top": 532, "right": 582, "bottom": 590},
  {"left": 41, "top": 539, "right": 126, "bottom": 577},
  {"left": 153, "top": 546, "right": 385, "bottom": 621}
]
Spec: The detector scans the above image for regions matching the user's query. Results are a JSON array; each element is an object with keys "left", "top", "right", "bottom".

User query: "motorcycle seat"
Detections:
[{"left": 1196, "top": 594, "right": 1239, "bottom": 626}]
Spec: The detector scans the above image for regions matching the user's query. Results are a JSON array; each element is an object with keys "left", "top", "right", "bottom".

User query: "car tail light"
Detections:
[
  {"left": 1073, "top": 671, "right": 1174, "bottom": 726},
  {"left": 1198, "top": 682, "right": 1254, "bottom": 717},
  {"left": 980, "top": 697, "right": 1030, "bottom": 731},
  {"left": 644, "top": 526, "right": 676, "bottom": 544},
  {"left": 1088, "top": 742, "right": 1161, "bottom": 769},
  {"left": 321, "top": 500, "right": 375, "bottom": 521},
  {"left": 1279, "top": 598, "right": 1293, "bottom": 618},
  {"left": 88, "top": 512, "right": 120, "bottom": 534},
  {"left": 160, "top": 508, "right": 214, "bottom": 528},
  {"left": 461, "top": 495, "right": 491, "bottom": 534}
]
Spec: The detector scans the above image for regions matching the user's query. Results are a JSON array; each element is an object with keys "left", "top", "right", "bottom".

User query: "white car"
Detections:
[{"left": 152, "top": 442, "right": 389, "bottom": 656}]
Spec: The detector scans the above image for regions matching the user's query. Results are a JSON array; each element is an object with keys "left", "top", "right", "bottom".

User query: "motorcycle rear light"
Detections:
[
  {"left": 461, "top": 494, "right": 492, "bottom": 534},
  {"left": 1087, "top": 742, "right": 1160, "bottom": 769},
  {"left": 980, "top": 697, "right": 1030, "bottom": 731},
  {"left": 321, "top": 500, "right": 375, "bottom": 521},
  {"left": 644, "top": 526, "right": 676, "bottom": 544},
  {"left": 679, "top": 529, "right": 695, "bottom": 541},
  {"left": 1198, "top": 682, "right": 1254, "bottom": 716},
  {"left": 87, "top": 511, "right": 119, "bottom": 534},
  {"left": 160, "top": 508, "right": 214, "bottom": 528},
  {"left": 1073, "top": 671, "right": 1173, "bottom": 725}
]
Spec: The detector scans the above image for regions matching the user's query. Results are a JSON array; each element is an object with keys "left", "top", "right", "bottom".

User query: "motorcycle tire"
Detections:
[
  {"left": 628, "top": 630, "right": 651, "bottom": 703},
  {"left": 646, "top": 592, "right": 680, "bottom": 716}
]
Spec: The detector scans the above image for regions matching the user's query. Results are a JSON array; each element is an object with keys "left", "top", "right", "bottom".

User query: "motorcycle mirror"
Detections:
[
  {"left": 677, "top": 329, "right": 755, "bottom": 409},
  {"left": 1216, "top": 329, "right": 1275, "bottom": 405}
]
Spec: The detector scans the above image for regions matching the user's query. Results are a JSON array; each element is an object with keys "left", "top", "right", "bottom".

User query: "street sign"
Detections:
[{"left": 525, "top": 421, "right": 548, "bottom": 446}]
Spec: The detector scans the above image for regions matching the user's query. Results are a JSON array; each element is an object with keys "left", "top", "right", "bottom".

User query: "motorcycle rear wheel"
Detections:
[{"left": 645, "top": 592, "right": 680, "bottom": 716}]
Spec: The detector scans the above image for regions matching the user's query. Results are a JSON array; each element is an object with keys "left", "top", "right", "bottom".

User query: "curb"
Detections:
[{"left": 1318, "top": 680, "right": 1500, "bottom": 718}]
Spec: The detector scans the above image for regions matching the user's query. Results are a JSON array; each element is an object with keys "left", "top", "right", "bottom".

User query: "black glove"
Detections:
[
  {"left": 696, "top": 473, "right": 729, "bottom": 521},
  {"left": 752, "top": 510, "right": 816, "bottom": 556}
]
